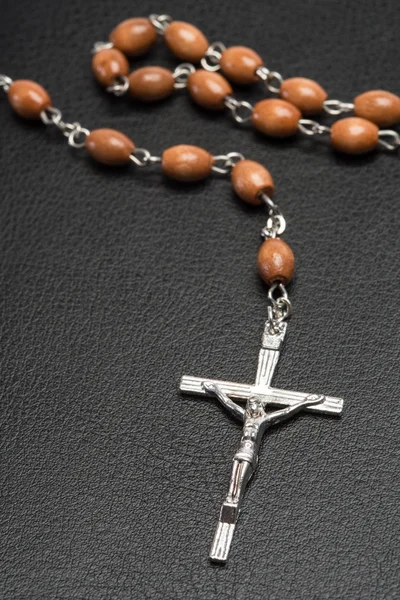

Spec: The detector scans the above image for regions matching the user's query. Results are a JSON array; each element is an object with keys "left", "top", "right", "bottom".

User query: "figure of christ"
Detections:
[{"left": 202, "top": 381, "right": 324, "bottom": 562}]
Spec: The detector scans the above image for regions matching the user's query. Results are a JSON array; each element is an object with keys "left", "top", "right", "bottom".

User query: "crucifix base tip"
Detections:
[{"left": 209, "top": 521, "right": 236, "bottom": 564}]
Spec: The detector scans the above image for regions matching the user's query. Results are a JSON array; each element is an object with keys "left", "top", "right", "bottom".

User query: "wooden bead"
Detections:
[
  {"left": 109, "top": 18, "right": 157, "bottom": 56},
  {"left": 330, "top": 117, "right": 379, "bottom": 154},
  {"left": 85, "top": 129, "right": 135, "bottom": 166},
  {"left": 92, "top": 48, "right": 129, "bottom": 87},
  {"left": 8, "top": 80, "right": 52, "bottom": 119},
  {"left": 220, "top": 46, "right": 263, "bottom": 85},
  {"left": 354, "top": 90, "right": 400, "bottom": 127},
  {"left": 280, "top": 77, "right": 327, "bottom": 115},
  {"left": 164, "top": 21, "right": 209, "bottom": 63},
  {"left": 252, "top": 99, "right": 301, "bottom": 137},
  {"left": 231, "top": 160, "right": 274, "bottom": 206},
  {"left": 257, "top": 238, "right": 295, "bottom": 286},
  {"left": 162, "top": 145, "right": 213, "bottom": 181},
  {"left": 187, "top": 70, "right": 232, "bottom": 110},
  {"left": 128, "top": 67, "right": 175, "bottom": 102}
]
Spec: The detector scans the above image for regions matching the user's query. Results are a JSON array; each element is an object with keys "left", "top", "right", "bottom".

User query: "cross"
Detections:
[{"left": 180, "top": 320, "right": 344, "bottom": 563}]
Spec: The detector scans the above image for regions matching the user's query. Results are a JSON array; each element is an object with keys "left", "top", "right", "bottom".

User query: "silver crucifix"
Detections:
[{"left": 180, "top": 321, "right": 344, "bottom": 563}]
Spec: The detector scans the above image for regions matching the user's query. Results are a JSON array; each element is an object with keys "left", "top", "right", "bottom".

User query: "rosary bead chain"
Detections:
[
  {"left": 6, "top": 73, "right": 399, "bottom": 158},
  {"left": 89, "top": 30, "right": 400, "bottom": 155},
  {"left": 1, "top": 76, "right": 280, "bottom": 188},
  {"left": 199, "top": 39, "right": 400, "bottom": 126},
  {"left": 1, "top": 68, "right": 294, "bottom": 336},
  {"left": 91, "top": 15, "right": 400, "bottom": 132}
]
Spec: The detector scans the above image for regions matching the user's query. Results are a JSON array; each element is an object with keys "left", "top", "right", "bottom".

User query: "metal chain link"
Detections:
[
  {"left": 224, "top": 96, "right": 253, "bottom": 123},
  {"left": 211, "top": 152, "right": 245, "bottom": 174},
  {"left": 173, "top": 63, "right": 196, "bottom": 89},
  {"left": 323, "top": 99, "right": 354, "bottom": 116},
  {"left": 378, "top": 130, "right": 400, "bottom": 151},
  {"left": 129, "top": 148, "right": 162, "bottom": 167},
  {"left": 0, "top": 74, "right": 13, "bottom": 92},
  {"left": 267, "top": 283, "right": 292, "bottom": 334},
  {"left": 259, "top": 192, "right": 286, "bottom": 239},
  {"left": 298, "top": 119, "right": 331, "bottom": 137},
  {"left": 255, "top": 66, "right": 284, "bottom": 94},
  {"left": 40, "top": 107, "right": 90, "bottom": 148},
  {"left": 200, "top": 42, "right": 226, "bottom": 71},
  {"left": 106, "top": 75, "right": 129, "bottom": 96},
  {"left": 149, "top": 14, "right": 173, "bottom": 35},
  {"left": 91, "top": 41, "right": 114, "bottom": 54}
]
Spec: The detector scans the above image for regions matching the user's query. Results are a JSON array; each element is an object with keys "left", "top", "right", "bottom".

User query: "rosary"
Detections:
[{"left": 3, "top": 13, "right": 400, "bottom": 564}]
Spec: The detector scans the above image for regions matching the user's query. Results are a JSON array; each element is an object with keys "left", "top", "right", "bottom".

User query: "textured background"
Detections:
[{"left": 1, "top": 1, "right": 399, "bottom": 598}]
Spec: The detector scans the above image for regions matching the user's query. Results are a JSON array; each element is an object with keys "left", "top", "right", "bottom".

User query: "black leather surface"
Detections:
[{"left": 1, "top": 1, "right": 399, "bottom": 598}]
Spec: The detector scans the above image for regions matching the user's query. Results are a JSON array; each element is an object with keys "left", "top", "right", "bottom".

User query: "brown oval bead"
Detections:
[
  {"left": 252, "top": 99, "right": 301, "bottom": 137},
  {"left": 164, "top": 21, "right": 209, "bottom": 63},
  {"left": 257, "top": 238, "right": 295, "bottom": 286},
  {"left": 231, "top": 160, "right": 274, "bottom": 206},
  {"left": 330, "top": 117, "right": 379, "bottom": 154},
  {"left": 354, "top": 90, "right": 400, "bottom": 127},
  {"left": 162, "top": 145, "right": 213, "bottom": 182},
  {"left": 8, "top": 80, "right": 52, "bottom": 119},
  {"left": 109, "top": 18, "right": 157, "bottom": 56},
  {"left": 220, "top": 46, "right": 263, "bottom": 85},
  {"left": 128, "top": 67, "right": 175, "bottom": 102},
  {"left": 280, "top": 77, "right": 327, "bottom": 115},
  {"left": 85, "top": 129, "right": 135, "bottom": 166},
  {"left": 187, "top": 70, "right": 232, "bottom": 110},
  {"left": 92, "top": 48, "right": 129, "bottom": 87}
]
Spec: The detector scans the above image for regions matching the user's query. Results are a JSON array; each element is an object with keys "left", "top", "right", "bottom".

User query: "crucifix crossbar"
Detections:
[{"left": 180, "top": 320, "right": 344, "bottom": 563}]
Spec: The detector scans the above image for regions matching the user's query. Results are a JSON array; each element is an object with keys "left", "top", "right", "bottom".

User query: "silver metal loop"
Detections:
[
  {"left": 265, "top": 71, "right": 283, "bottom": 94},
  {"left": 274, "top": 296, "right": 292, "bottom": 322},
  {"left": 60, "top": 121, "right": 80, "bottom": 137},
  {"left": 149, "top": 14, "right": 173, "bottom": 35},
  {"left": 267, "top": 282, "right": 292, "bottom": 333},
  {"left": 255, "top": 67, "right": 283, "bottom": 93},
  {"left": 224, "top": 95, "right": 253, "bottom": 124},
  {"left": 211, "top": 152, "right": 245, "bottom": 175},
  {"left": 298, "top": 119, "right": 331, "bottom": 137},
  {"left": 173, "top": 63, "right": 196, "bottom": 89},
  {"left": 40, "top": 107, "right": 90, "bottom": 148},
  {"left": 323, "top": 99, "right": 354, "bottom": 116},
  {"left": 258, "top": 192, "right": 286, "bottom": 238},
  {"left": 378, "top": 130, "right": 400, "bottom": 151},
  {"left": 261, "top": 214, "right": 286, "bottom": 239},
  {"left": 255, "top": 66, "right": 270, "bottom": 81},
  {"left": 268, "top": 282, "right": 289, "bottom": 304},
  {"left": 200, "top": 41, "right": 226, "bottom": 72},
  {"left": 91, "top": 41, "right": 114, "bottom": 54},
  {"left": 40, "top": 106, "right": 63, "bottom": 125},
  {"left": 68, "top": 126, "right": 90, "bottom": 148},
  {"left": 106, "top": 75, "right": 129, "bottom": 97},
  {"left": 129, "top": 148, "right": 161, "bottom": 167},
  {"left": 0, "top": 74, "right": 13, "bottom": 92}
]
